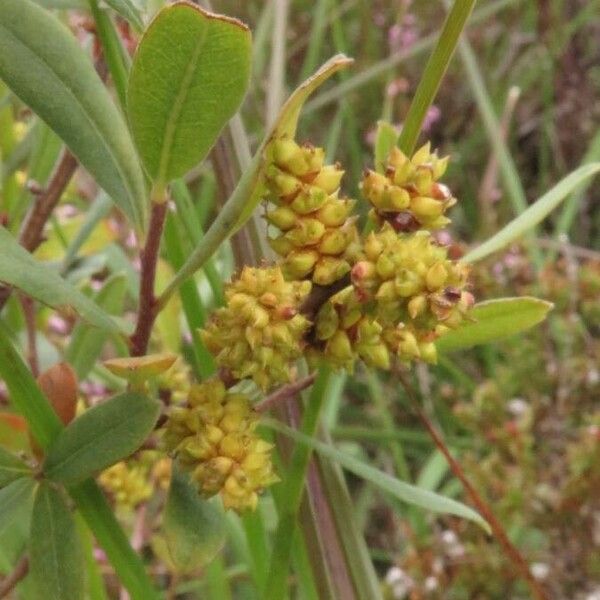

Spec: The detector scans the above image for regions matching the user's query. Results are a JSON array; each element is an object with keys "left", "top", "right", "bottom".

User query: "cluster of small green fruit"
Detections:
[{"left": 164, "top": 136, "right": 473, "bottom": 511}]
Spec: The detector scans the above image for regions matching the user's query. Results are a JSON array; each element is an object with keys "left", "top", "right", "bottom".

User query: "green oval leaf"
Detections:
[
  {"left": 0, "top": 0, "right": 148, "bottom": 230},
  {"left": 0, "top": 228, "right": 128, "bottom": 334},
  {"left": 43, "top": 392, "right": 161, "bottom": 486},
  {"left": 265, "top": 419, "right": 490, "bottom": 533},
  {"left": 161, "top": 468, "right": 227, "bottom": 574},
  {"left": 128, "top": 2, "right": 252, "bottom": 184},
  {"left": 436, "top": 297, "right": 554, "bottom": 353},
  {"left": 0, "top": 477, "right": 36, "bottom": 538},
  {"left": 29, "top": 483, "right": 84, "bottom": 600},
  {"left": 464, "top": 163, "right": 600, "bottom": 263},
  {"left": 0, "top": 446, "right": 31, "bottom": 489}
]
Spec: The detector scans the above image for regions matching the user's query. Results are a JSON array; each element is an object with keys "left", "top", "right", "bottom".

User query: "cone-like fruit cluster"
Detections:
[
  {"left": 99, "top": 461, "right": 153, "bottom": 510},
  {"left": 312, "top": 286, "right": 390, "bottom": 371},
  {"left": 361, "top": 143, "right": 455, "bottom": 232},
  {"left": 201, "top": 266, "right": 311, "bottom": 390},
  {"left": 163, "top": 379, "right": 278, "bottom": 512},
  {"left": 265, "top": 137, "right": 358, "bottom": 285},
  {"left": 351, "top": 224, "right": 473, "bottom": 363}
]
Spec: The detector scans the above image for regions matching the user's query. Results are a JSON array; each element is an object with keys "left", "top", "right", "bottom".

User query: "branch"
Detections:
[
  {"left": 255, "top": 373, "right": 317, "bottom": 413},
  {"left": 20, "top": 150, "right": 78, "bottom": 253},
  {"left": 0, "top": 150, "right": 78, "bottom": 310},
  {"left": 129, "top": 201, "right": 168, "bottom": 357},
  {"left": 397, "top": 372, "right": 550, "bottom": 600},
  {"left": 0, "top": 556, "right": 29, "bottom": 598}
]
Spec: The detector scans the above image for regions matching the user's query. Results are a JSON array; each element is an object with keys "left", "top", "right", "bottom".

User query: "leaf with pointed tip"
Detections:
[
  {"left": 266, "top": 419, "right": 490, "bottom": 532},
  {"left": 234, "top": 54, "right": 353, "bottom": 229},
  {"left": 0, "top": 0, "right": 148, "bottom": 230},
  {"left": 29, "top": 483, "right": 85, "bottom": 600},
  {"left": 436, "top": 297, "right": 553, "bottom": 353},
  {"left": 128, "top": 2, "right": 252, "bottom": 185},
  {"left": 43, "top": 392, "right": 161, "bottom": 486},
  {"left": 464, "top": 163, "right": 600, "bottom": 263},
  {"left": 0, "top": 228, "right": 127, "bottom": 334}
]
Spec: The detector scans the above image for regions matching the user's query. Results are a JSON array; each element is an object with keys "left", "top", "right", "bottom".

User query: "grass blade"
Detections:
[
  {"left": 464, "top": 163, "right": 600, "bottom": 263},
  {"left": 266, "top": 418, "right": 490, "bottom": 532}
]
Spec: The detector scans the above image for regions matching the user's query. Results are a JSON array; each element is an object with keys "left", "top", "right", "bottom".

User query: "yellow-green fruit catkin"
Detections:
[
  {"left": 201, "top": 266, "right": 312, "bottom": 390},
  {"left": 99, "top": 461, "right": 153, "bottom": 510},
  {"left": 265, "top": 136, "right": 358, "bottom": 285},
  {"left": 163, "top": 379, "right": 278, "bottom": 513},
  {"left": 313, "top": 286, "right": 390, "bottom": 371},
  {"left": 351, "top": 224, "right": 473, "bottom": 363},
  {"left": 361, "top": 142, "right": 455, "bottom": 232}
]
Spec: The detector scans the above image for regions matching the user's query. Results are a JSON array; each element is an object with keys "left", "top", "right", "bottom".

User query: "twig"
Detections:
[
  {"left": 397, "top": 371, "right": 550, "bottom": 600},
  {"left": 0, "top": 556, "right": 29, "bottom": 598},
  {"left": 300, "top": 274, "right": 350, "bottom": 319},
  {"left": 129, "top": 201, "right": 168, "bottom": 357},
  {"left": 20, "top": 150, "right": 78, "bottom": 253},
  {"left": 255, "top": 373, "right": 317, "bottom": 412},
  {"left": 0, "top": 150, "right": 78, "bottom": 310}
]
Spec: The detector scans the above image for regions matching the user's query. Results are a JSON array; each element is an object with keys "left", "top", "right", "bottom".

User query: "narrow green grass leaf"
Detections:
[
  {"left": 464, "top": 163, "right": 600, "bottom": 263},
  {"left": 89, "top": 0, "right": 132, "bottom": 110},
  {"left": 162, "top": 468, "right": 227, "bottom": 574},
  {"left": 29, "top": 483, "right": 85, "bottom": 600},
  {"left": 103, "top": 0, "right": 144, "bottom": 31},
  {"left": 436, "top": 297, "right": 553, "bottom": 353},
  {"left": 304, "top": 0, "right": 516, "bottom": 115},
  {"left": 397, "top": 0, "right": 477, "bottom": 155},
  {"left": 374, "top": 120, "right": 399, "bottom": 173},
  {"left": 43, "top": 392, "right": 161, "bottom": 486},
  {"left": 128, "top": 2, "right": 251, "bottom": 185},
  {"left": 65, "top": 275, "right": 128, "bottom": 379},
  {"left": 0, "top": 478, "right": 36, "bottom": 538},
  {"left": 266, "top": 419, "right": 490, "bottom": 532},
  {"left": 0, "top": 447, "right": 31, "bottom": 488},
  {"left": 0, "top": 228, "right": 127, "bottom": 334},
  {"left": 263, "top": 368, "right": 331, "bottom": 600},
  {"left": 71, "top": 480, "right": 161, "bottom": 600},
  {"left": 0, "top": 0, "right": 148, "bottom": 230}
]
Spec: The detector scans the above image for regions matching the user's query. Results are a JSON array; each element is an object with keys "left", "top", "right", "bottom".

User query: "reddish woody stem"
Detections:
[
  {"left": 129, "top": 201, "right": 168, "bottom": 357},
  {"left": 255, "top": 373, "right": 317, "bottom": 413},
  {"left": 0, "top": 556, "right": 29, "bottom": 598},
  {"left": 0, "top": 150, "right": 78, "bottom": 310},
  {"left": 397, "top": 372, "right": 550, "bottom": 600}
]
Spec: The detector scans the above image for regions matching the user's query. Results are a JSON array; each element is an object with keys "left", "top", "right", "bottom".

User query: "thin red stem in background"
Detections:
[
  {"left": 0, "top": 150, "right": 78, "bottom": 310},
  {"left": 0, "top": 556, "right": 29, "bottom": 599},
  {"left": 398, "top": 373, "right": 550, "bottom": 600},
  {"left": 129, "top": 201, "right": 168, "bottom": 357}
]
